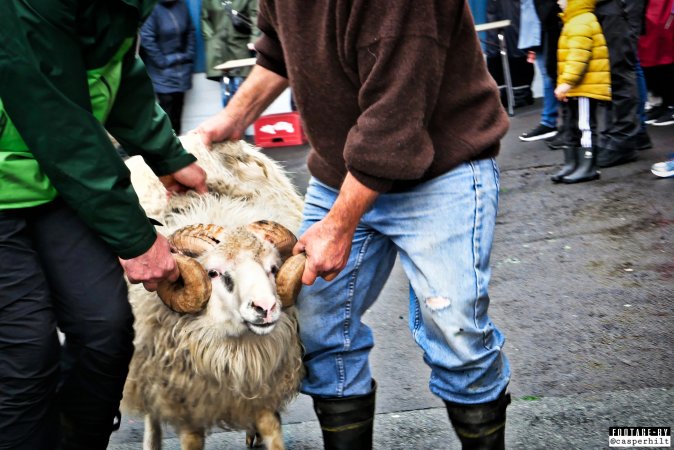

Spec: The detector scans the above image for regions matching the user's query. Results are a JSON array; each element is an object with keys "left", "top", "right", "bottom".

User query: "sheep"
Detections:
[{"left": 121, "top": 135, "right": 307, "bottom": 450}]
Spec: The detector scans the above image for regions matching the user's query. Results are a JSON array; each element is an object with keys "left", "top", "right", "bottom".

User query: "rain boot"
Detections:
[
  {"left": 562, "top": 146, "right": 600, "bottom": 184},
  {"left": 445, "top": 389, "right": 511, "bottom": 450},
  {"left": 312, "top": 380, "right": 376, "bottom": 450},
  {"left": 551, "top": 146, "right": 579, "bottom": 183}
]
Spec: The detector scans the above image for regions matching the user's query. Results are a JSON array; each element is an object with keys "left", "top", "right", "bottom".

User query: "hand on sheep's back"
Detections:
[
  {"left": 119, "top": 234, "right": 180, "bottom": 292},
  {"left": 190, "top": 109, "right": 243, "bottom": 146},
  {"left": 158, "top": 162, "right": 208, "bottom": 195}
]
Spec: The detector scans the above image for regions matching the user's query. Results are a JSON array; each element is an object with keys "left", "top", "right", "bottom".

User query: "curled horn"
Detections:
[
  {"left": 157, "top": 254, "right": 212, "bottom": 314},
  {"left": 245, "top": 220, "right": 306, "bottom": 308},
  {"left": 246, "top": 220, "right": 298, "bottom": 261},
  {"left": 275, "top": 253, "right": 306, "bottom": 308},
  {"left": 156, "top": 224, "right": 227, "bottom": 314}
]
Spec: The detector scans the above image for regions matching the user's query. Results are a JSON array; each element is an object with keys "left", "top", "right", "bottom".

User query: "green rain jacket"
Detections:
[
  {"left": 0, "top": 0, "right": 197, "bottom": 259},
  {"left": 202, "top": 0, "right": 259, "bottom": 80}
]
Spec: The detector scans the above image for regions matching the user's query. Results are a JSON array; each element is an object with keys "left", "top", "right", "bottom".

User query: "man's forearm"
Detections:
[
  {"left": 226, "top": 64, "right": 289, "bottom": 133},
  {"left": 326, "top": 173, "right": 380, "bottom": 234}
]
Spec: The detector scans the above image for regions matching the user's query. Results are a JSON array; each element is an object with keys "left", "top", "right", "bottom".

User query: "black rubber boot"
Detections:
[
  {"left": 562, "top": 147, "right": 600, "bottom": 184},
  {"left": 551, "top": 146, "right": 578, "bottom": 183},
  {"left": 312, "top": 380, "right": 377, "bottom": 450},
  {"left": 445, "top": 390, "right": 511, "bottom": 450}
]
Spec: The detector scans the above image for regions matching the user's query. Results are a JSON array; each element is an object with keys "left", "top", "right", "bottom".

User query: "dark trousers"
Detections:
[
  {"left": 0, "top": 199, "right": 134, "bottom": 450},
  {"left": 595, "top": 0, "right": 644, "bottom": 150},
  {"left": 157, "top": 92, "right": 185, "bottom": 135},
  {"left": 563, "top": 97, "right": 599, "bottom": 148}
]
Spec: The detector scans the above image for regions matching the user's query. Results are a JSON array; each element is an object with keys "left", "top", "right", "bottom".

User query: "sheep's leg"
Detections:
[
  {"left": 245, "top": 429, "right": 263, "bottom": 448},
  {"left": 178, "top": 428, "right": 206, "bottom": 450},
  {"left": 143, "top": 415, "right": 162, "bottom": 450},
  {"left": 255, "top": 410, "right": 284, "bottom": 450}
]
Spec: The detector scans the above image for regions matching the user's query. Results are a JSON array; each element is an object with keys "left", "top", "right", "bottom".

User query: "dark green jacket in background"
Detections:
[
  {"left": 202, "top": 0, "right": 259, "bottom": 80},
  {"left": 0, "top": 0, "right": 197, "bottom": 259}
]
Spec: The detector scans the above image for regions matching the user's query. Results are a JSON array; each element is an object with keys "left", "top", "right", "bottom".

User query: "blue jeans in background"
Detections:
[
  {"left": 296, "top": 159, "right": 511, "bottom": 405},
  {"left": 536, "top": 56, "right": 559, "bottom": 129},
  {"left": 221, "top": 75, "right": 244, "bottom": 107}
]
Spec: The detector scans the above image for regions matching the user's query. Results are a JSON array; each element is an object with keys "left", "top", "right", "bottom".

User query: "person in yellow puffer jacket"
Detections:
[{"left": 551, "top": 0, "right": 611, "bottom": 184}]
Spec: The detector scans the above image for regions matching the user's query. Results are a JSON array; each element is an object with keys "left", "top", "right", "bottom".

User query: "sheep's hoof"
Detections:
[{"left": 245, "top": 431, "right": 264, "bottom": 448}]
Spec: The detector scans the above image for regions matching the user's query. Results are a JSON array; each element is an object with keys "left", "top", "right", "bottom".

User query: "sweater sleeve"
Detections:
[
  {"left": 343, "top": 36, "right": 448, "bottom": 192},
  {"left": 253, "top": 5, "right": 288, "bottom": 78},
  {"left": 0, "top": 0, "right": 158, "bottom": 259}
]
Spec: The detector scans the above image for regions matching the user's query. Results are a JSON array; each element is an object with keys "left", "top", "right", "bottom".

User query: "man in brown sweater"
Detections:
[{"left": 196, "top": 1, "right": 512, "bottom": 448}]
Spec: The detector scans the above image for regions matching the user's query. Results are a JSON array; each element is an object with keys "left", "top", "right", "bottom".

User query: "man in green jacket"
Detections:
[{"left": 0, "top": 1, "right": 207, "bottom": 449}]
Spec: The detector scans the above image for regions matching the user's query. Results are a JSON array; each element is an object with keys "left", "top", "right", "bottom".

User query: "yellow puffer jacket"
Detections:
[{"left": 557, "top": 0, "right": 611, "bottom": 101}]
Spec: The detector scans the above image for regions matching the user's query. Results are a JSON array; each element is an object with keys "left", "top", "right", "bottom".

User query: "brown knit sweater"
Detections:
[{"left": 255, "top": 0, "right": 509, "bottom": 192}]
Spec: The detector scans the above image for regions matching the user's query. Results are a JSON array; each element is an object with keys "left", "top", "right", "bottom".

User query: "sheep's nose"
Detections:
[{"left": 251, "top": 298, "right": 277, "bottom": 322}]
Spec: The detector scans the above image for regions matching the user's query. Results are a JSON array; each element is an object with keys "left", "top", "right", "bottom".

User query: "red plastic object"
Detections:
[{"left": 254, "top": 112, "right": 307, "bottom": 148}]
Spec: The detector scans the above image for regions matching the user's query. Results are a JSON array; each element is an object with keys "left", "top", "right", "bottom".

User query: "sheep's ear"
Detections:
[
  {"left": 246, "top": 221, "right": 297, "bottom": 261},
  {"left": 276, "top": 253, "right": 306, "bottom": 308},
  {"left": 157, "top": 254, "right": 211, "bottom": 314}
]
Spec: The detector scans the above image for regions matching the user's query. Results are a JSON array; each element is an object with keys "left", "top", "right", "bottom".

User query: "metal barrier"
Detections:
[{"left": 475, "top": 19, "right": 515, "bottom": 116}]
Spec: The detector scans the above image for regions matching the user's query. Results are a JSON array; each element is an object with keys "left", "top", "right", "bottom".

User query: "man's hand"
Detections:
[
  {"left": 119, "top": 234, "right": 180, "bottom": 292},
  {"left": 293, "top": 173, "right": 379, "bottom": 285},
  {"left": 190, "top": 65, "right": 290, "bottom": 146},
  {"left": 555, "top": 83, "right": 572, "bottom": 101},
  {"left": 159, "top": 162, "right": 208, "bottom": 194},
  {"left": 294, "top": 216, "right": 354, "bottom": 285},
  {"left": 191, "top": 110, "right": 242, "bottom": 147}
]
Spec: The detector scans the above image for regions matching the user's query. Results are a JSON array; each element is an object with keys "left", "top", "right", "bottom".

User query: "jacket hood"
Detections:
[{"left": 562, "top": 0, "right": 596, "bottom": 19}]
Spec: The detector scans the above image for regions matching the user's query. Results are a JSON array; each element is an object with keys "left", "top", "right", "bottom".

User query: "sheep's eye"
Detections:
[
  {"left": 208, "top": 270, "right": 219, "bottom": 278},
  {"left": 270, "top": 265, "right": 279, "bottom": 276}
]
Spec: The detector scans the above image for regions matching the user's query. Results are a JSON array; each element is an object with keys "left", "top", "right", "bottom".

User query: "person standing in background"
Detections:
[
  {"left": 551, "top": 0, "right": 611, "bottom": 184},
  {"left": 140, "top": 0, "right": 196, "bottom": 135},
  {"left": 201, "top": 0, "right": 258, "bottom": 107},
  {"left": 593, "top": 0, "right": 647, "bottom": 168},
  {"left": 518, "top": 0, "right": 561, "bottom": 142}
]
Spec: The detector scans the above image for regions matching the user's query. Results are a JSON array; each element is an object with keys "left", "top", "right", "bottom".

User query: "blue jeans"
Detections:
[
  {"left": 536, "top": 56, "right": 559, "bottom": 129},
  {"left": 221, "top": 75, "right": 244, "bottom": 107},
  {"left": 296, "top": 159, "right": 510, "bottom": 404}
]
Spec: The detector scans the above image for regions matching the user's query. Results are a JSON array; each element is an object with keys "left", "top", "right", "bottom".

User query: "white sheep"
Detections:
[{"left": 121, "top": 136, "right": 307, "bottom": 450}]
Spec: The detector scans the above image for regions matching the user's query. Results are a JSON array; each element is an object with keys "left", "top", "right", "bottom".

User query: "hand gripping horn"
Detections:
[{"left": 156, "top": 224, "right": 228, "bottom": 314}]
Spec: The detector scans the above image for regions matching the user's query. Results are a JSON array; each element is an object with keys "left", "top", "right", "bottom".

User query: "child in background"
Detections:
[{"left": 551, "top": 0, "right": 611, "bottom": 184}]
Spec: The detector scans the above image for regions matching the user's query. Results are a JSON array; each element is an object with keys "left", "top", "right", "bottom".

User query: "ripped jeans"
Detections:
[{"left": 296, "top": 158, "right": 510, "bottom": 404}]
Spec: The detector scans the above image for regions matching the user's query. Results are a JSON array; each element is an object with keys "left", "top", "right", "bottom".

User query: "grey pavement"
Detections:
[{"left": 109, "top": 76, "right": 674, "bottom": 449}]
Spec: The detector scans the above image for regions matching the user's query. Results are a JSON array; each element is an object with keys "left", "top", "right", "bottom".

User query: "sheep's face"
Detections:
[{"left": 199, "top": 231, "right": 283, "bottom": 336}]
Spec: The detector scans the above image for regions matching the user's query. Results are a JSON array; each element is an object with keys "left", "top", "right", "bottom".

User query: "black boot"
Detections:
[
  {"left": 562, "top": 147, "right": 600, "bottom": 184},
  {"left": 551, "top": 146, "right": 578, "bottom": 183},
  {"left": 312, "top": 380, "right": 376, "bottom": 450},
  {"left": 445, "top": 390, "right": 511, "bottom": 450}
]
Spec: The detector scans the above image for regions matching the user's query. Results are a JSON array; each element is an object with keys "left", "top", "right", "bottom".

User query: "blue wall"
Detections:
[
  {"left": 186, "top": 0, "right": 206, "bottom": 73},
  {"left": 468, "top": 0, "right": 488, "bottom": 25}
]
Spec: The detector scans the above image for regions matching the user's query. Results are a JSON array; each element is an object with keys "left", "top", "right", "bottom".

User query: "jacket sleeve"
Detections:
[
  {"left": 186, "top": 8, "right": 197, "bottom": 63},
  {"left": 559, "top": 23, "right": 593, "bottom": 87},
  {"left": 105, "top": 47, "right": 197, "bottom": 176},
  {"left": 0, "top": 0, "right": 161, "bottom": 259}
]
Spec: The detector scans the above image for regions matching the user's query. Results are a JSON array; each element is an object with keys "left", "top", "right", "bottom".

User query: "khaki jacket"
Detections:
[{"left": 557, "top": 0, "right": 611, "bottom": 101}]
